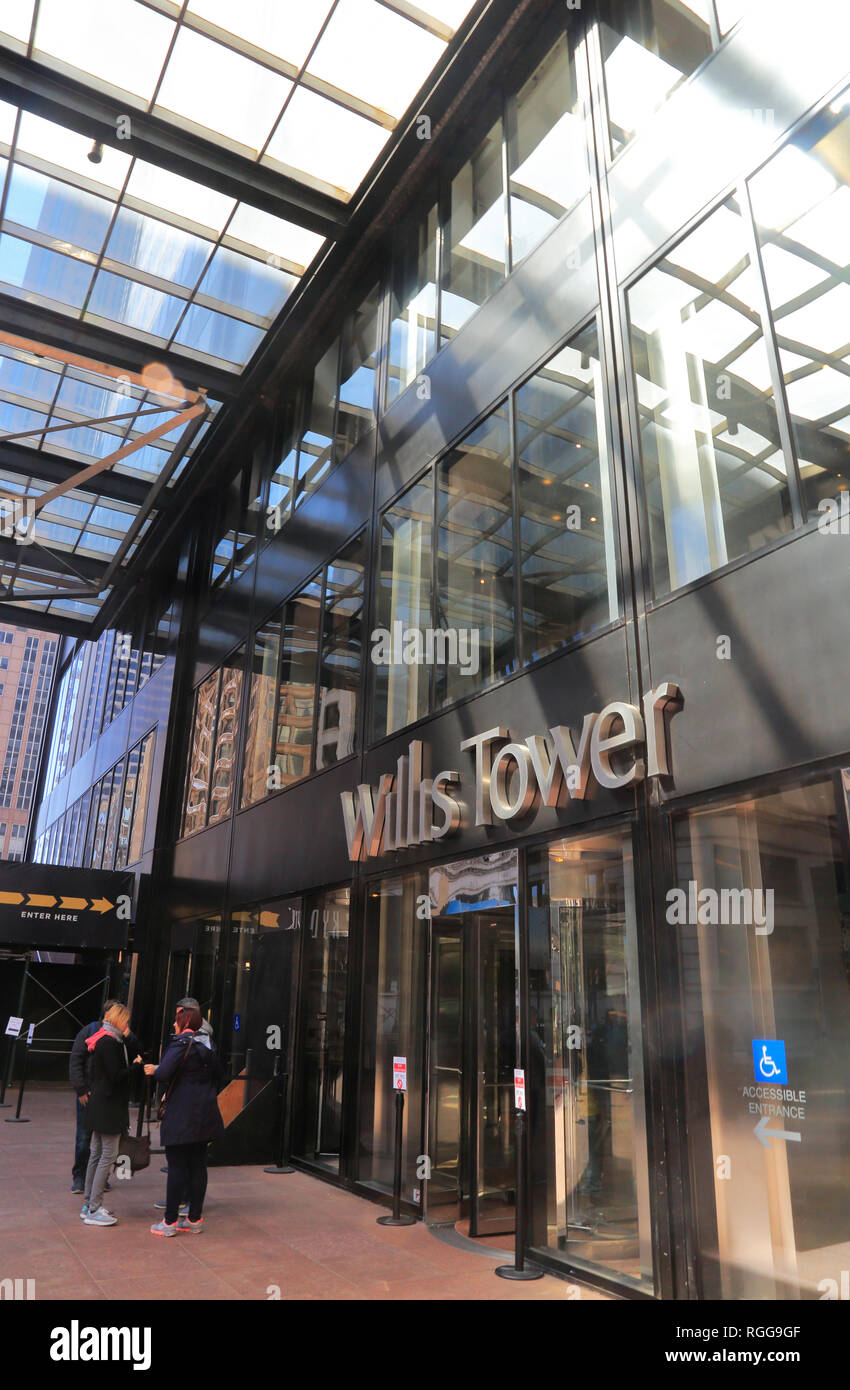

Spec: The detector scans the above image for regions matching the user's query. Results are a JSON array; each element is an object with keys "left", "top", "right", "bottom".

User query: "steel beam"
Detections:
[
  {"left": 0, "top": 441, "right": 150, "bottom": 507},
  {"left": 0, "top": 49, "right": 345, "bottom": 241},
  {"left": 0, "top": 293, "right": 239, "bottom": 400}
]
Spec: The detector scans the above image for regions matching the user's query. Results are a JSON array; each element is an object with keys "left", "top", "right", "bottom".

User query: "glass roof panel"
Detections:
[
  {"left": 104, "top": 206, "right": 213, "bottom": 287},
  {"left": 604, "top": 37, "right": 683, "bottom": 139},
  {"left": 33, "top": 0, "right": 176, "bottom": 103},
  {"left": 87, "top": 269, "right": 187, "bottom": 339},
  {"left": 155, "top": 27, "right": 292, "bottom": 153},
  {"left": 0, "top": 102, "right": 18, "bottom": 146},
  {"left": 0, "top": 0, "right": 34, "bottom": 45},
  {"left": 225, "top": 204, "right": 325, "bottom": 273},
  {"left": 307, "top": 0, "right": 446, "bottom": 120},
  {"left": 4, "top": 163, "right": 114, "bottom": 254},
  {"left": 173, "top": 304, "right": 264, "bottom": 364},
  {"left": 15, "top": 111, "right": 132, "bottom": 193},
  {"left": 774, "top": 284, "right": 850, "bottom": 352},
  {"left": 0, "top": 232, "right": 94, "bottom": 308},
  {"left": 197, "top": 245, "right": 296, "bottom": 317},
  {"left": 265, "top": 86, "right": 389, "bottom": 197},
  {"left": 785, "top": 185, "right": 850, "bottom": 267},
  {"left": 0, "top": 353, "right": 60, "bottom": 405},
  {"left": 0, "top": 401, "right": 49, "bottom": 437},
  {"left": 186, "top": 0, "right": 335, "bottom": 68},
  {"left": 124, "top": 160, "right": 236, "bottom": 235},
  {"left": 54, "top": 377, "right": 130, "bottom": 420}
]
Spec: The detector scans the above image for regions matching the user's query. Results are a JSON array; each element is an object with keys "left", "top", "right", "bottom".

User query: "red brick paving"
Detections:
[{"left": 0, "top": 1087, "right": 613, "bottom": 1302}]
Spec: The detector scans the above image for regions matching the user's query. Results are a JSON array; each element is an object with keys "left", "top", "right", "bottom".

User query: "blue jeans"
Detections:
[{"left": 72, "top": 1098, "right": 90, "bottom": 1186}]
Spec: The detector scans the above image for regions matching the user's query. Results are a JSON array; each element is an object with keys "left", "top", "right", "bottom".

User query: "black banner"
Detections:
[{"left": 0, "top": 864, "right": 133, "bottom": 948}]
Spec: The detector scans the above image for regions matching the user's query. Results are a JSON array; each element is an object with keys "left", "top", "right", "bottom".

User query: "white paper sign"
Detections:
[
  {"left": 393, "top": 1056, "right": 407, "bottom": 1091},
  {"left": 5, "top": 1016, "right": 22, "bottom": 1038},
  {"left": 26, "top": 1023, "right": 34, "bottom": 1044},
  {"left": 514, "top": 1068, "right": 526, "bottom": 1111}
]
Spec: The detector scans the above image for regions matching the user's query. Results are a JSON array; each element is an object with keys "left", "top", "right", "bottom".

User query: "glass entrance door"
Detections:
[{"left": 426, "top": 907, "right": 518, "bottom": 1236}]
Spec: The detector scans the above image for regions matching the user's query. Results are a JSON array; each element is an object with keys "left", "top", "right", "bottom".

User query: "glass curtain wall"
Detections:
[
  {"left": 359, "top": 870, "right": 427, "bottom": 1199},
  {"left": 274, "top": 582, "right": 321, "bottom": 790},
  {"left": 600, "top": 0, "right": 713, "bottom": 154},
  {"left": 387, "top": 203, "right": 439, "bottom": 404},
  {"left": 316, "top": 537, "right": 364, "bottom": 769},
  {"left": 516, "top": 321, "right": 618, "bottom": 659},
  {"left": 748, "top": 88, "right": 850, "bottom": 519},
  {"left": 507, "top": 30, "right": 589, "bottom": 266},
  {"left": 675, "top": 775, "right": 850, "bottom": 1300},
  {"left": 442, "top": 118, "right": 506, "bottom": 340},
  {"left": 182, "top": 669, "right": 221, "bottom": 835},
  {"left": 527, "top": 828, "right": 653, "bottom": 1292},
  {"left": 437, "top": 404, "right": 516, "bottom": 705},
  {"left": 208, "top": 646, "right": 244, "bottom": 824},
  {"left": 372, "top": 475, "right": 432, "bottom": 739},
  {"left": 628, "top": 195, "right": 792, "bottom": 595}
]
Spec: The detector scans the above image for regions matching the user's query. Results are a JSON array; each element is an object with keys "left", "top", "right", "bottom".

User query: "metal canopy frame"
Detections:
[{"left": 0, "top": 330, "right": 208, "bottom": 624}]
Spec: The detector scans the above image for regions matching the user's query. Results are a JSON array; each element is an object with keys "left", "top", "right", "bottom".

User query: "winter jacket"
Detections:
[
  {"left": 84, "top": 1027, "right": 137, "bottom": 1134},
  {"left": 69, "top": 1023, "right": 141, "bottom": 1099},
  {"left": 69, "top": 1021, "right": 99, "bottom": 1096},
  {"left": 153, "top": 1030, "right": 225, "bottom": 1147}
]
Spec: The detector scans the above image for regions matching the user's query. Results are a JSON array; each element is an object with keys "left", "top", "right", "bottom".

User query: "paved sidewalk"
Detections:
[{"left": 0, "top": 1088, "right": 613, "bottom": 1302}]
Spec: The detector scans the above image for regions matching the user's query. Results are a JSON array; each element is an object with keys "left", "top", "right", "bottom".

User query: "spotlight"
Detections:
[
  {"left": 87, "top": 140, "right": 104, "bottom": 165},
  {"left": 727, "top": 418, "right": 739, "bottom": 436}
]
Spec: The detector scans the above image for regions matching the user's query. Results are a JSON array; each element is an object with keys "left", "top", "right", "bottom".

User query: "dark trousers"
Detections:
[
  {"left": 72, "top": 1099, "right": 90, "bottom": 1186},
  {"left": 164, "top": 1142, "right": 208, "bottom": 1224}
]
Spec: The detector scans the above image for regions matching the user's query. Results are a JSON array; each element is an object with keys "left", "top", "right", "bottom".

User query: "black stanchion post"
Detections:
[
  {"left": 377, "top": 1086, "right": 415, "bottom": 1227},
  {"left": 496, "top": 1101, "right": 542, "bottom": 1280},
  {"left": 0, "top": 1034, "right": 15, "bottom": 1106},
  {"left": 5, "top": 1034, "right": 31, "bottom": 1123},
  {"left": 265, "top": 1053, "right": 294, "bottom": 1174}
]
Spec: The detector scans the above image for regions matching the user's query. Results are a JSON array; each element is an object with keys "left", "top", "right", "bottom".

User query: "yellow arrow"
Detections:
[
  {"left": 90, "top": 898, "right": 114, "bottom": 914},
  {"left": 259, "top": 911, "right": 279, "bottom": 929},
  {"left": 27, "top": 894, "right": 57, "bottom": 908},
  {"left": 59, "top": 897, "right": 88, "bottom": 910},
  {"left": 0, "top": 891, "right": 24, "bottom": 905}
]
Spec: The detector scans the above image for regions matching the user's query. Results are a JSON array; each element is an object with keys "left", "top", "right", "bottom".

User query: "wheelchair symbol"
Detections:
[{"left": 752, "top": 1038, "right": 787, "bottom": 1084}]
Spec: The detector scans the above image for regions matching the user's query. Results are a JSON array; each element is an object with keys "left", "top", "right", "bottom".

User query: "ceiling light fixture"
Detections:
[{"left": 87, "top": 140, "right": 104, "bottom": 165}]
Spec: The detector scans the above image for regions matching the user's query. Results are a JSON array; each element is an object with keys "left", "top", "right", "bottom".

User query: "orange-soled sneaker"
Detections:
[
  {"left": 176, "top": 1215, "right": 204, "bottom": 1233},
  {"left": 150, "top": 1219, "right": 177, "bottom": 1237}
]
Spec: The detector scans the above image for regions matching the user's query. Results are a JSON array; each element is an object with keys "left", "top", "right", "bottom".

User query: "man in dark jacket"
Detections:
[
  {"left": 145, "top": 1004, "right": 224, "bottom": 1236},
  {"left": 68, "top": 1000, "right": 120, "bottom": 1193}
]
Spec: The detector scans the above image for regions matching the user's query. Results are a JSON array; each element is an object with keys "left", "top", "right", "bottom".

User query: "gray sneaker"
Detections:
[{"left": 84, "top": 1208, "right": 117, "bottom": 1226}]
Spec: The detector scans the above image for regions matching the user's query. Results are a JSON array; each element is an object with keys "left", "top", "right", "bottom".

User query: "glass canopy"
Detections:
[{"left": 0, "top": 0, "right": 480, "bottom": 631}]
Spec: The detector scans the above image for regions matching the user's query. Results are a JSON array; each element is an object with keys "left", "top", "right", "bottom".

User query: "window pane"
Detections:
[
  {"left": 182, "top": 670, "right": 220, "bottom": 836},
  {"left": 90, "top": 772, "right": 114, "bottom": 869},
  {"left": 275, "top": 584, "right": 321, "bottom": 789},
  {"left": 268, "top": 405, "right": 299, "bottom": 527},
  {"left": 749, "top": 94, "right": 850, "bottom": 520},
  {"left": 88, "top": 269, "right": 185, "bottom": 338},
  {"left": 442, "top": 118, "right": 506, "bottom": 341},
  {"left": 436, "top": 405, "right": 515, "bottom": 705},
  {"left": 675, "top": 776, "right": 850, "bottom": 1298},
  {"left": 508, "top": 32, "right": 588, "bottom": 267},
  {"left": 101, "top": 759, "right": 125, "bottom": 870},
  {"left": 359, "top": 869, "right": 427, "bottom": 1197},
  {"left": 527, "top": 828, "right": 652, "bottom": 1292},
  {"left": 0, "top": 232, "right": 93, "bottom": 309},
  {"left": 208, "top": 648, "right": 244, "bottom": 825},
  {"left": 372, "top": 475, "right": 433, "bottom": 739},
  {"left": 387, "top": 202, "right": 438, "bottom": 405},
  {"left": 5, "top": 164, "right": 113, "bottom": 253},
  {"left": 295, "top": 341, "right": 339, "bottom": 508},
  {"left": 336, "top": 284, "right": 378, "bottom": 457},
  {"left": 241, "top": 615, "right": 282, "bottom": 807},
  {"left": 128, "top": 731, "right": 155, "bottom": 864},
  {"left": 105, "top": 206, "right": 212, "bottom": 286},
  {"left": 291, "top": 885, "right": 350, "bottom": 1172},
  {"left": 517, "top": 324, "right": 618, "bottom": 660},
  {"left": 114, "top": 744, "right": 138, "bottom": 871},
  {"left": 317, "top": 535, "right": 365, "bottom": 768},
  {"left": 600, "top": 0, "right": 713, "bottom": 153},
  {"left": 628, "top": 197, "right": 792, "bottom": 596}
]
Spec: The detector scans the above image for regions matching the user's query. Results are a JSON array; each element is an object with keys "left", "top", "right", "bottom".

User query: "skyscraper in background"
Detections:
[{"left": 0, "top": 624, "right": 57, "bottom": 860}]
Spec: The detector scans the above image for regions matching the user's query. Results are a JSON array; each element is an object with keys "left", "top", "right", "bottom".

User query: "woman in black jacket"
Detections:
[
  {"left": 81, "top": 1003, "right": 142, "bottom": 1226},
  {"left": 145, "top": 1004, "right": 224, "bottom": 1236}
]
